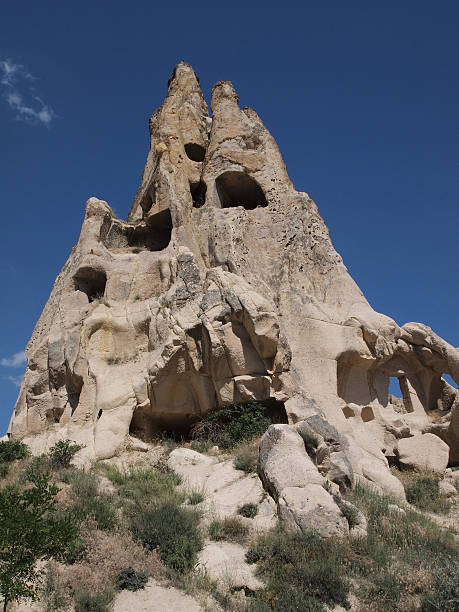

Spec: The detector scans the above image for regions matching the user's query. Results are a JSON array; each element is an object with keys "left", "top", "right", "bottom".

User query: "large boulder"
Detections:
[{"left": 397, "top": 433, "right": 450, "bottom": 473}]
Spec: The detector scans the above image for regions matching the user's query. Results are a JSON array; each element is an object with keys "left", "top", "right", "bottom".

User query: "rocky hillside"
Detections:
[{"left": 2, "top": 62, "right": 459, "bottom": 611}]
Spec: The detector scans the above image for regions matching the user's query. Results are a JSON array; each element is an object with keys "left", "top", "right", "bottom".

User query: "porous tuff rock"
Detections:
[{"left": 8, "top": 62, "right": 459, "bottom": 492}]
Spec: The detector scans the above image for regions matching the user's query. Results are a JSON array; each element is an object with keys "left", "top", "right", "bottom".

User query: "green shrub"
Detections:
[
  {"left": 130, "top": 502, "right": 202, "bottom": 572},
  {"left": 246, "top": 528, "right": 349, "bottom": 610},
  {"left": 117, "top": 566, "right": 148, "bottom": 591},
  {"left": 67, "top": 470, "right": 117, "bottom": 531},
  {"left": 233, "top": 443, "right": 258, "bottom": 473},
  {"left": 0, "top": 439, "right": 29, "bottom": 463},
  {"left": 41, "top": 563, "right": 69, "bottom": 611},
  {"left": 299, "top": 429, "right": 319, "bottom": 457},
  {"left": 0, "top": 463, "right": 9, "bottom": 479},
  {"left": 190, "top": 401, "right": 272, "bottom": 450},
  {"left": 48, "top": 439, "right": 82, "bottom": 468},
  {"left": 74, "top": 590, "right": 113, "bottom": 612},
  {"left": 208, "top": 517, "right": 249, "bottom": 543},
  {"left": 238, "top": 503, "right": 258, "bottom": 518},
  {"left": 419, "top": 559, "right": 459, "bottom": 611},
  {"left": 190, "top": 439, "right": 212, "bottom": 453}
]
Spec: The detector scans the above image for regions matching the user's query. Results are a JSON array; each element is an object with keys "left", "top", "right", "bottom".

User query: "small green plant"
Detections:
[
  {"left": 238, "top": 503, "right": 258, "bottom": 518},
  {"left": 233, "top": 443, "right": 258, "bottom": 473},
  {"left": 0, "top": 464, "right": 9, "bottom": 479},
  {"left": 190, "top": 439, "right": 212, "bottom": 453},
  {"left": 133, "top": 294, "right": 141, "bottom": 301},
  {"left": 191, "top": 402, "right": 272, "bottom": 450},
  {"left": 48, "top": 439, "right": 82, "bottom": 468},
  {"left": 299, "top": 428, "right": 319, "bottom": 457},
  {"left": 130, "top": 502, "right": 202, "bottom": 573},
  {"left": 74, "top": 590, "right": 113, "bottom": 612},
  {"left": 404, "top": 474, "right": 448, "bottom": 512},
  {"left": 0, "top": 439, "right": 29, "bottom": 464},
  {"left": 41, "top": 563, "right": 69, "bottom": 611},
  {"left": 208, "top": 517, "right": 249, "bottom": 543},
  {"left": 117, "top": 566, "right": 148, "bottom": 591},
  {"left": 187, "top": 487, "right": 205, "bottom": 505},
  {"left": 132, "top": 248, "right": 142, "bottom": 254}
]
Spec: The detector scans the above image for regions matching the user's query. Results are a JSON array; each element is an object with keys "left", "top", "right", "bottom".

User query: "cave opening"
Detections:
[
  {"left": 190, "top": 180, "right": 207, "bottom": 208},
  {"left": 216, "top": 171, "right": 267, "bottom": 210},
  {"left": 129, "top": 208, "right": 173, "bottom": 251},
  {"left": 129, "top": 405, "right": 155, "bottom": 442},
  {"left": 73, "top": 268, "right": 107, "bottom": 302},
  {"left": 185, "top": 143, "right": 206, "bottom": 162}
]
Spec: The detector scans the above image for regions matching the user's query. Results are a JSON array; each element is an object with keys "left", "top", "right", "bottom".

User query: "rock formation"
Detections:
[{"left": 8, "top": 62, "right": 459, "bottom": 528}]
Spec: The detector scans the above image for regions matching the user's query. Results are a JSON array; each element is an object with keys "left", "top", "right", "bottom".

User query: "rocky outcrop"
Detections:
[{"left": 7, "top": 62, "right": 458, "bottom": 511}]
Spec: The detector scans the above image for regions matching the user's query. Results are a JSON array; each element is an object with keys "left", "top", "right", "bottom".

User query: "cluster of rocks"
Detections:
[{"left": 7, "top": 62, "right": 458, "bottom": 537}]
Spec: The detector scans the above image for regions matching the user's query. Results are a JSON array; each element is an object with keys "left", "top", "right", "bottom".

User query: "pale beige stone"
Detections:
[
  {"left": 197, "top": 541, "right": 263, "bottom": 591},
  {"left": 398, "top": 433, "right": 450, "bottom": 473},
  {"left": 113, "top": 579, "right": 203, "bottom": 612}
]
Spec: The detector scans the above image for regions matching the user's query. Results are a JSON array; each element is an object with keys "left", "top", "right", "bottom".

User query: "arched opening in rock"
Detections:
[
  {"left": 216, "top": 171, "right": 267, "bottom": 210},
  {"left": 190, "top": 180, "right": 207, "bottom": 208},
  {"left": 129, "top": 208, "right": 173, "bottom": 251},
  {"left": 129, "top": 405, "right": 155, "bottom": 442},
  {"left": 185, "top": 143, "right": 206, "bottom": 162},
  {"left": 73, "top": 268, "right": 107, "bottom": 302}
]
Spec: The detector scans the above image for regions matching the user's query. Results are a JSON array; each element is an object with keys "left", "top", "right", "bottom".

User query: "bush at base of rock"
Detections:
[
  {"left": 208, "top": 517, "right": 249, "bottom": 543},
  {"left": 238, "top": 503, "right": 258, "bottom": 518},
  {"left": 74, "top": 590, "right": 113, "bottom": 612}
]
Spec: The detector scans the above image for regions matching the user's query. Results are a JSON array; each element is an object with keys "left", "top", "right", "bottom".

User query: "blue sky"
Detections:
[{"left": 1, "top": 1, "right": 458, "bottom": 434}]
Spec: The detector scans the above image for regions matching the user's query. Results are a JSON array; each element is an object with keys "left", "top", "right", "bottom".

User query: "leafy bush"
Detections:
[
  {"left": 404, "top": 474, "right": 448, "bottom": 512},
  {"left": 191, "top": 402, "right": 272, "bottom": 450},
  {"left": 104, "top": 466, "right": 182, "bottom": 505},
  {"left": 48, "top": 439, "right": 82, "bottom": 468},
  {"left": 117, "top": 566, "right": 148, "bottom": 591},
  {"left": 209, "top": 517, "right": 249, "bottom": 543},
  {"left": 190, "top": 439, "right": 212, "bottom": 453},
  {"left": 299, "top": 429, "right": 319, "bottom": 457},
  {"left": 74, "top": 590, "right": 113, "bottom": 612},
  {"left": 0, "top": 463, "right": 9, "bottom": 479},
  {"left": 130, "top": 502, "right": 202, "bottom": 572},
  {"left": 0, "top": 439, "right": 29, "bottom": 463},
  {"left": 233, "top": 443, "right": 258, "bottom": 473},
  {"left": 238, "top": 503, "right": 258, "bottom": 518}
]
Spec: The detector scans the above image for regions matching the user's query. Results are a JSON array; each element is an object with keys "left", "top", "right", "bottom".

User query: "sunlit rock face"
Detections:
[{"left": 8, "top": 62, "right": 458, "bottom": 490}]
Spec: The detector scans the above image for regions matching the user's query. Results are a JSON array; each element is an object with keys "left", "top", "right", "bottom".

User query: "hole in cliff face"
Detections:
[
  {"left": 185, "top": 143, "right": 206, "bottom": 162},
  {"left": 129, "top": 208, "right": 173, "bottom": 251},
  {"left": 216, "top": 171, "right": 267, "bottom": 210},
  {"left": 261, "top": 399, "right": 289, "bottom": 424},
  {"left": 74, "top": 268, "right": 107, "bottom": 302},
  {"left": 129, "top": 405, "right": 155, "bottom": 442},
  {"left": 190, "top": 180, "right": 207, "bottom": 208}
]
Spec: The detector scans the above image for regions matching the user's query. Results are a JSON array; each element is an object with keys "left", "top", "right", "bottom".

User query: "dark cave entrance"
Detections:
[
  {"left": 129, "top": 405, "right": 155, "bottom": 442},
  {"left": 73, "top": 268, "right": 107, "bottom": 302},
  {"left": 185, "top": 143, "right": 206, "bottom": 162},
  {"left": 129, "top": 208, "right": 173, "bottom": 251},
  {"left": 190, "top": 180, "right": 207, "bottom": 208},
  {"left": 216, "top": 171, "right": 267, "bottom": 210}
]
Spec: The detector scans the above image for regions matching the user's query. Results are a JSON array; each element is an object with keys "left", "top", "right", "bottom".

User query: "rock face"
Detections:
[{"left": 8, "top": 62, "right": 459, "bottom": 495}]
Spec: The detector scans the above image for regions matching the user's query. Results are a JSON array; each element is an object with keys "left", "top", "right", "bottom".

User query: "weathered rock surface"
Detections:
[
  {"left": 397, "top": 433, "right": 450, "bottom": 473},
  {"left": 7, "top": 62, "right": 459, "bottom": 532},
  {"left": 198, "top": 541, "right": 263, "bottom": 592},
  {"left": 113, "top": 579, "right": 203, "bottom": 612}
]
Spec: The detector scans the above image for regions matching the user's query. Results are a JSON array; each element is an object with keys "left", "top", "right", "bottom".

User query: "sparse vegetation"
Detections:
[
  {"left": 106, "top": 355, "right": 121, "bottom": 365},
  {"left": 74, "top": 590, "right": 113, "bottom": 612},
  {"left": 392, "top": 467, "right": 451, "bottom": 513},
  {"left": 66, "top": 469, "right": 118, "bottom": 531},
  {"left": 117, "top": 566, "right": 148, "bottom": 591},
  {"left": 233, "top": 442, "right": 258, "bottom": 473},
  {"left": 190, "top": 401, "right": 272, "bottom": 450},
  {"left": 187, "top": 487, "right": 205, "bottom": 505},
  {"left": 208, "top": 516, "right": 249, "bottom": 543},
  {"left": 238, "top": 503, "right": 258, "bottom": 518},
  {"left": 190, "top": 439, "right": 212, "bottom": 453},
  {"left": 334, "top": 497, "right": 360, "bottom": 528}
]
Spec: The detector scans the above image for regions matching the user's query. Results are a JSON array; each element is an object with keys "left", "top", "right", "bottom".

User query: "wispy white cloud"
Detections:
[
  {"left": 0, "top": 58, "right": 54, "bottom": 126},
  {"left": 5, "top": 375, "right": 23, "bottom": 387},
  {"left": 1, "top": 351, "right": 26, "bottom": 368}
]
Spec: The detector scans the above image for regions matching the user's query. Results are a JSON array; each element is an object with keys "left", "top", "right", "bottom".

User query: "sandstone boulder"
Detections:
[{"left": 397, "top": 433, "right": 450, "bottom": 473}]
